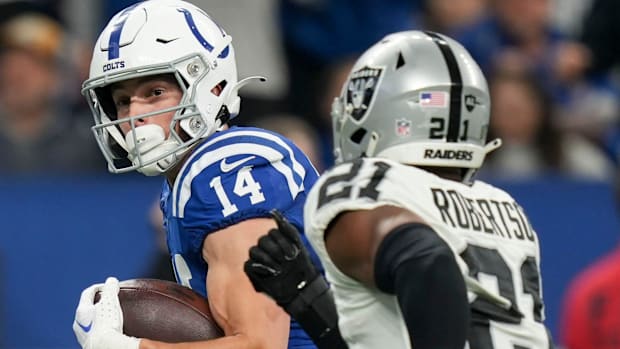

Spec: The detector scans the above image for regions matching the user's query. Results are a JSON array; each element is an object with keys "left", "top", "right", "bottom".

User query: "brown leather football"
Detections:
[{"left": 95, "top": 278, "right": 224, "bottom": 342}]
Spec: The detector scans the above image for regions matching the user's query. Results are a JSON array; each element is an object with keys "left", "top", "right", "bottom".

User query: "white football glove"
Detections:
[{"left": 72, "top": 277, "right": 141, "bottom": 349}]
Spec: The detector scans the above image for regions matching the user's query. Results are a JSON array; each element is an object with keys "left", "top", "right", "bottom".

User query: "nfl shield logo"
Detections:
[
  {"left": 396, "top": 119, "right": 411, "bottom": 136},
  {"left": 346, "top": 66, "right": 383, "bottom": 121}
]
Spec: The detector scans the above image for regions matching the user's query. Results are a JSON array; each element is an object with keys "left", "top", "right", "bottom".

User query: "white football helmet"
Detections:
[
  {"left": 82, "top": 0, "right": 263, "bottom": 175},
  {"left": 331, "top": 30, "right": 501, "bottom": 180}
]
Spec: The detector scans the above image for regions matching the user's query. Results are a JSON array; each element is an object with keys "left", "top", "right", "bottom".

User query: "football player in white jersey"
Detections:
[
  {"left": 71, "top": 1, "right": 323, "bottom": 349},
  {"left": 245, "top": 30, "right": 555, "bottom": 349}
]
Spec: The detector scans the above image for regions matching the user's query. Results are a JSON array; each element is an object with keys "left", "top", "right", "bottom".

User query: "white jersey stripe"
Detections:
[
  {"left": 173, "top": 143, "right": 302, "bottom": 217},
  {"left": 221, "top": 130, "right": 307, "bottom": 179},
  {"left": 171, "top": 128, "right": 306, "bottom": 216},
  {"left": 181, "top": 129, "right": 306, "bottom": 181}
]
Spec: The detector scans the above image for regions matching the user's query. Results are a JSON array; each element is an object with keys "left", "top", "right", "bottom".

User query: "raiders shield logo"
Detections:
[{"left": 346, "top": 66, "right": 383, "bottom": 121}]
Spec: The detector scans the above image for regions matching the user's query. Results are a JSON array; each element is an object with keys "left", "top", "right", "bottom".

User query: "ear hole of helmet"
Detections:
[
  {"left": 396, "top": 52, "right": 406, "bottom": 69},
  {"left": 350, "top": 128, "right": 367, "bottom": 144},
  {"left": 211, "top": 80, "right": 227, "bottom": 96}
]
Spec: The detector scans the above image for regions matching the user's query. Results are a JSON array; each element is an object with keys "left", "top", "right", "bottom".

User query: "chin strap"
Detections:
[
  {"left": 484, "top": 138, "right": 503, "bottom": 152},
  {"left": 226, "top": 76, "right": 266, "bottom": 119},
  {"left": 233, "top": 76, "right": 267, "bottom": 94},
  {"left": 463, "top": 138, "right": 502, "bottom": 183},
  {"left": 365, "top": 131, "right": 380, "bottom": 157}
]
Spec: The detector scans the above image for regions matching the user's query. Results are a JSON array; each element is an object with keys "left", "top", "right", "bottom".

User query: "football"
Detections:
[{"left": 95, "top": 278, "right": 224, "bottom": 342}]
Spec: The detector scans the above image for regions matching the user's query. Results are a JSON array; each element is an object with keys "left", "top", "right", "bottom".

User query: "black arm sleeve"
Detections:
[
  {"left": 374, "top": 223, "right": 469, "bottom": 349},
  {"left": 285, "top": 276, "right": 349, "bottom": 349},
  {"left": 581, "top": 0, "right": 620, "bottom": 73}
]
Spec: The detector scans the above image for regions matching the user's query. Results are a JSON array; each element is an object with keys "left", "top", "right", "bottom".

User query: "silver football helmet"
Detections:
[
  {"left": 332, "top": 30, "right": 501, "bottom": 180},
  {"left": 82, "top": 0, "right": 263, "bottom": 175}
]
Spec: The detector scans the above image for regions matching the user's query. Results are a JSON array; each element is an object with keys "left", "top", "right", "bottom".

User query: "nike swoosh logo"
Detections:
[
  {"left": 220, "top": 156, "right": 256, "bottom": 173},
  {"left": 77, "top": 321, "right": 93, "bottom": 333},
  {"left": 156, "top": 37, "right": 179, "bottom": 44}
]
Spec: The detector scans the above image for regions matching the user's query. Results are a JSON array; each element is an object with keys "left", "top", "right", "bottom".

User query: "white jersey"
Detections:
[{"left": 304, "top": 158, "right": 552, "bottom": 349}]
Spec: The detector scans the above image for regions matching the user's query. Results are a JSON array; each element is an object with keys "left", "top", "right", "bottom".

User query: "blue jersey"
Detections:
[{"left": 161, "top": 126, "right": 320, "bottom": 348}]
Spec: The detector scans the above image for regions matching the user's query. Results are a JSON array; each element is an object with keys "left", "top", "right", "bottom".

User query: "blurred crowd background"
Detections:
[{"left": 1, "top": 0, "right": 620, "bottom": 348}]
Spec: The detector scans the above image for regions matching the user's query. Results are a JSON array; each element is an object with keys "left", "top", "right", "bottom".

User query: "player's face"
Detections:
[{"left": 110, "top": 74, "right": 183, "bottom": 137}]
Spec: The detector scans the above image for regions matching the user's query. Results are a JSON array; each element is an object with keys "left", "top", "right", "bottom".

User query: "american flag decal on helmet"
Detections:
[{"left": 419, "top": 91, "right": 448, "bottom": 108}]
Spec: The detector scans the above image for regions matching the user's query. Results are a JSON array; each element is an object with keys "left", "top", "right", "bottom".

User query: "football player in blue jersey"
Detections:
[{"left": 71, "top": 1, "right": 321, "bottom": 349}]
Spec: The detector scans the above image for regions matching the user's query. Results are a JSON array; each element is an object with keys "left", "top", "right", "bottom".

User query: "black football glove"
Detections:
[
  {"left": 244, "top": 209, "right": 320, "bottom": 306},
  {"left": 245, "top": 210, "right": 349, "bottom": 349}
]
